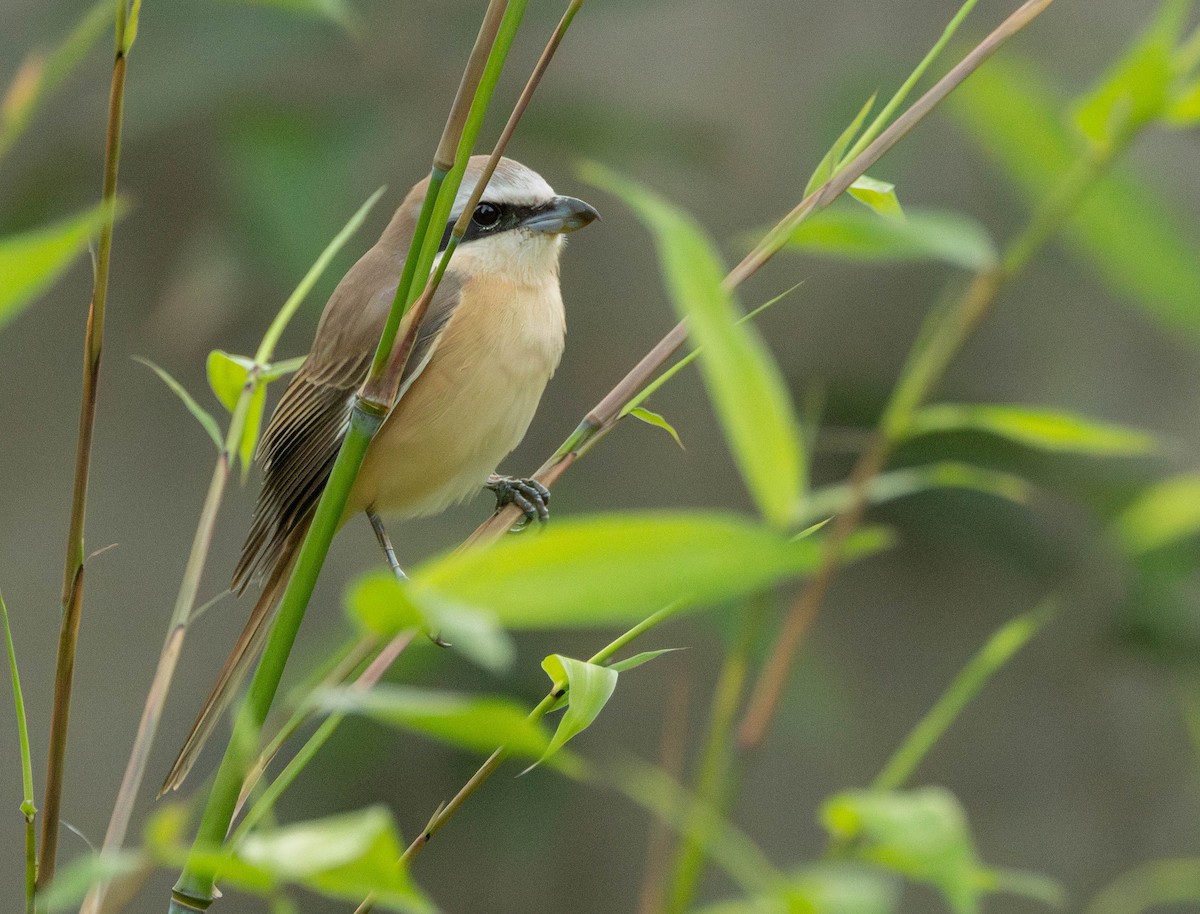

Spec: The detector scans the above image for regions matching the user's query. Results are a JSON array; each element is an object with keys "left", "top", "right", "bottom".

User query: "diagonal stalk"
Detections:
[
  {"left": 168, "top": 2, "right": 537, "bottom": 908},
  {"left": 465, "top": 0, "right": 1058, "bottom": 548},
  {"left": 39, "top": 0, "right": 133, "bottom": 889},
  {"left": 736, "top": 115, "right": 1132, "bottom": 751}
]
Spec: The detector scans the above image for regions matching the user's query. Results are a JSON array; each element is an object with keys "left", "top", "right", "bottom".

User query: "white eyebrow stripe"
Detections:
[{"left": 451, "top": 158, "right": 556, "bottom": 214}]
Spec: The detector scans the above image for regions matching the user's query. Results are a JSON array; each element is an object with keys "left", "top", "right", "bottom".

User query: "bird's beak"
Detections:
[{"left": 521, "top": 196, "right": 601, "bottom": 234}]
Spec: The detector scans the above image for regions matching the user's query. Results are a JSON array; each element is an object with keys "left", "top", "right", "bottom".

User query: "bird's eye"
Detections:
[{"left": 472, "top": 202, "right": 502, "bottom": 228}]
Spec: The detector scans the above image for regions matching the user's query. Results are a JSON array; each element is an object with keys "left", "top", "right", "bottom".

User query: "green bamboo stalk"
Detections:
[
  {"left": 80, "top": 186, "right": 381, "bottom": 914},
  {"left": 1, "top": 590, "right": 37, "bottom": 913},
  {"left": 169, "top": 5, "right": 526, "bottom": 908},
  {"left": 39, "top": 0, "right": 136, "bottom": 889}
]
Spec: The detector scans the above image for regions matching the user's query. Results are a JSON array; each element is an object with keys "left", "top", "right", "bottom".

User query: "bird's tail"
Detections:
[{"left": 159, "top": 527, "right": 304, "bottom": 797}]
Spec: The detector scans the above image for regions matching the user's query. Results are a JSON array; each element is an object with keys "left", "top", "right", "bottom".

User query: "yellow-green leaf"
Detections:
[
  {"left": 0, "top": 201, "right": 122, "bottom": 332},
  {"left": 319, "top": 685, "right": 548, "bottom": 760},
  {"left": 583, "top": 164, "right": 805, "bottom": 529},
  {"left": 532, "top": 655, "right": 618, "bottom": 769},
  {"left": 848, "top": 175, "right": 903, "bottom": 220},
  {"left": 901, "top": 403, "right": 1156, "bottom": 455},
  {"left": 782, "top": 206, "right": 996, "bottom": 270},
  {"left": 629, "top": 406, "right": 683, "bottom": 448},
  {"left": 206, "top": 349, "right": 253, "bottom": 413},
  {"left": 409, "top": 512, "right": 890, "bottom": 629}
]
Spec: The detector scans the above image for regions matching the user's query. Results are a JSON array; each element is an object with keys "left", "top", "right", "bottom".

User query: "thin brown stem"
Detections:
[{"left": 39, "top": 8, "right": 129, "bottom": 887}]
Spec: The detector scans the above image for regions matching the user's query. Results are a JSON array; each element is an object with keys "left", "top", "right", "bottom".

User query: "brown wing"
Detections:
[{"left": 232, "top": 255, "right": 463, "bottom": 593}]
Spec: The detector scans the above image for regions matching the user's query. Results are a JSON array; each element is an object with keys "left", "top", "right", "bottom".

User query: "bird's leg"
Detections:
[
  {"left": 486, "top": 473, "right": 551, "bottom": 529},
  {"left": 366, "top": 510, "right": 450, "bottom": 647},
  {"left": 367, "top": 510, "right": 407, "bottom": 581}
]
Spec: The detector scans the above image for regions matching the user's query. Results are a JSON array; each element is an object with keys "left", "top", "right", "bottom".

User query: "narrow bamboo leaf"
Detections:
[
  {"left": 318, "top": 685, "right": 549, "bottom": 759},
  {"left": 122, "top": 0, "right": 142, "bottom": 53},
  {"left": 874, "top": 603, "right": 1053, "bottom": 791},
  {"left": 236, "top": 807, "right": 432, "bottom": 913},
  {"left": 583, "top": 164, "right": 805, "bottom": 528},
  {"left": 1114, "top": 474, "right": 1200, "bottom": 555},
  {"left": 135, "top": 358, "right": 223, "bottom": 450},
  {"left": 1166, "top": 79, "right": 1200, "bottom": 123},
  {"left": 1071, "top": 0, "right": 1185, "bottom": 146},
  {"left": 0, "top": 201, "right": 123, "bottom": 332},
  {"left": 822, "top": 788, "right": 983, "bottom": 914},
  {"left": 0, "top": 0, "right": 112, "bottom": 160},
  {"left": 800, "top": 462, "right": 1031, "bottom": 527},
  {"left": 782, "top": 207, "right": 996, "bottom": 270},
  {"left": 901, "top": 403, "right": 1156, "bottom": 455},
  {"left": 629, "top": 406, "right": 684, "bottom": 448},
  {"left": 533, "top": 655, "right": 618, "bottom": 768},
  {"left": 848, "top": 175, "right": 904, "bottom": 220},
  {"left": 206, "top": 349, "right": 254, "bottom": 412},
  {"left": 950, "top": 54, "right": 1200, "bottom": 341},
  {"left": 804, "top": 93, "right": 877, "bottom": 197},
  {"left": 348, "top": 573, "right": 514, "bottom": 673},
  {"left": 409, "top": 513, "right": 890, "bottom": 629},
  {"left": 607, "top": 648, "right": 681, "bottom": 673},
  {"left": 39, "top": 851, "right": 144, "bottom": 912}
]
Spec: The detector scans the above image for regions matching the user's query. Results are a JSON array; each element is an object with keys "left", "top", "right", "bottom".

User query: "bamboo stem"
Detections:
[{"left": 38, "top": 1, "right": 131, "bottom": 888}]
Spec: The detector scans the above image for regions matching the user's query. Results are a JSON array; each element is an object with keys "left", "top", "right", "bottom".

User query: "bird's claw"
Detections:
[{"left": 486, "top": 474, "right": 551, "bottom": 530}]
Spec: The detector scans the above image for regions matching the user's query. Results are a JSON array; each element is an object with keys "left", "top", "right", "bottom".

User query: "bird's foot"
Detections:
[{"left": 486, "top": 474, "right": 551, "bottom": 529}]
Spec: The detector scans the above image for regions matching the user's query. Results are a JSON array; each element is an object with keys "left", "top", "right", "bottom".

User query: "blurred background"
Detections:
[{"left": 2, "top": 0, "right": 1200, "bottom": 910}]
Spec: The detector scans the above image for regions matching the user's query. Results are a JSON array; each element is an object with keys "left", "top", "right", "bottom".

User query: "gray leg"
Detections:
[
  {"left": 486, "top": 473, "right": 551, "bottom": 528},
  {"left": 367, "top": 511, "right": 407, "bottom": 580}
]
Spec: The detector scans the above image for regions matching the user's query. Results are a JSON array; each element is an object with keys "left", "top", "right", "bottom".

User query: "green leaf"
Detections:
[
  {"left": 848, "top": 175, "right": 903, "bottom": 220},
  {"left": 1071, "top": 0, "right": 1187, "bottom": 146},
  {"left": 583, "top": 164, "right": 805, "bottom": 528},
  {"left": 206, "top": 349, "right": 254, "bottom": 412},
  {"left": 533, "top": 655, "right": 619, "bottom": 768},
  {"left": 950, "top": 53, "right": 1200, "bottom": 341},
  {"left": 800, "top": 462, "right": 1031, "bottom": 527},
  {"left": 822, "top": 788, "right": 982, "bottom": 914},
  {"left": 261, "top": 355, "right": 306, "bottom": 382},
  {"left": 318, "top": 685, "right": 549, "bottom": 759},
  {"left": 607, "top": 648, "right": 681, "bottom": 672},
  {"left": 804, "top": 93, "right": 877, "bottom": 197},
  {"left": 781, "top": 206, "right": 996, "bottom": 270},
  {"left": 236, "top": 807, "right": 432, "bottom": 913},
  {"left": 135, "top": 357, "right": 223, "bottom": 450},
  {"left": 409, "top": 512, "right": 890, "bottom": 629},
  {"left": 242, "top": 382, "right": 268, "bottom": 480},
  {"left": 901, "top": 403, "right": 1156, "bottom": 455},
  {"left": 348, "top": 573, "right": 515, "bottom": 673},
  {"left": 1114, "top": 474, "right": 1200, "bottom": 555},
  {"left": 629, "top": 406, "right": 684, "bottom": 448},
  {"left": 121, "top": 0, "right": 142, "bottom": 54},
  {"left": 0, "top": 201, "right": 122, "bottom": 333}
]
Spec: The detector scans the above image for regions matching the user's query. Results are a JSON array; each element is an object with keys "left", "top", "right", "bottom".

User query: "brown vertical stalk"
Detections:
[{"left": 38, "top": 3, "right": 131, "bottom": 887}]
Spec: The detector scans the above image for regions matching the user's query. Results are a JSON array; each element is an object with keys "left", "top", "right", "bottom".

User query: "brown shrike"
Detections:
[{"left": 162, "top": 156, "right": 598, "bottom": 792}]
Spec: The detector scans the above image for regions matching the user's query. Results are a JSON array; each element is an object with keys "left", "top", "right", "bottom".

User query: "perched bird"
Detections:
[{"left": 161, "top": 156, "right": 598, "bottom": 793}]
